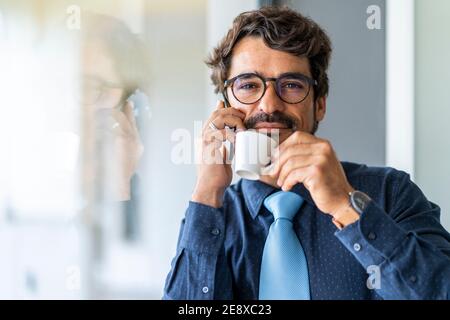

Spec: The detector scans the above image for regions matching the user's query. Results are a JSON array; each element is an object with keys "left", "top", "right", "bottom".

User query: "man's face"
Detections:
[
  {"left": 226, "top": 36, "right": 326, "bottom": 144},
  {"left": 82, "top": 40, "right": 125, "bottom": 111}
]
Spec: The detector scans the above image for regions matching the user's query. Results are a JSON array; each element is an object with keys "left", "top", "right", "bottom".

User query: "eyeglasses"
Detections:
[
  {"left": 223, "top": 72, "right": 317, "bottom": 105},
  {"left": 81, "top": 75, "right": 124, "bottom": 106}
]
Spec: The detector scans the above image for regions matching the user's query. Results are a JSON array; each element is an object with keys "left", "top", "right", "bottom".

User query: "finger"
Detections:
[
  {"left": 123, "top": 100, "right": 138, "bottom": 129},
  {"left": 111, "top": 109, "right": 134, "bottom": 136},
  {"left": 123, "top": 101, "right": 141, "bottom": 139},
  {"left": 281, "top": 167, "right": 310, "bottom": 192},
  {"left": 224, "top": 126, "right": 237, "bottom": 144},
  {"left": 208, "top": 109, "right": 246, "bottom": 128},
  {"left": 212, "top": 101, "right": 246, "bottom": 120},
  {"left": 203, "top": 128, "right": 228, "bottom": 144},
  {"left": 282, "top": 164, "right": 321, "bottom": 192},
  {"left": 276, "top": 132, "right": 324, "bottom": 160},
  {"left": 221, "top": 143, "right": 231, "bottom": 165},
  {"left": 277, "top": 155, "right": 317, "bottom": 187},
  {"left": 209, "top": 114, "right": 246, "bottom": 131},
  {"left": 215, "top": 100, "right": 225, "bottom": 110},
  {"left": 278, "top": 130, "right": 320, "bottom": 150},
  {"left": 96, "top": 114, "right": 128, "bottom": 138},
  {"left": 222, "top": 107, "right": 246, "bottom": 120},
  {"left": 201, "top": 136, "right": 227, "bottom": 165},
  {"left": 271, "top": 144, "right": 316, "bottom": 175}
]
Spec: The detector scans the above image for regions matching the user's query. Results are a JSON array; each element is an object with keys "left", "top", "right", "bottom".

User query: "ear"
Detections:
[{"left": 315, "top": 96, "right": 326, "bottom": 122}]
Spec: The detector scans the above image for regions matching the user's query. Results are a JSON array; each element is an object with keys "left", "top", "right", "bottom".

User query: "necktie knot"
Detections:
[{"left": 263, "top": 191, "right": 304, "bottom": 221}]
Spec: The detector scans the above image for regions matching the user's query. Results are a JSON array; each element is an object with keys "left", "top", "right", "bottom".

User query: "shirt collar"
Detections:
[{"left": 241, "top": 179, "right": 315, "bottom": 219}]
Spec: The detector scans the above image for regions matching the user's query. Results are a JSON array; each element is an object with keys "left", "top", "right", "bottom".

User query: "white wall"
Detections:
[
  {"left": 286, "top": 0, "right": 387, "bottom": 166},
  {"left": 206, "top": 0, "right": 259, "bottom": 110},
  {"left": 415, "top": 0, "right": 450, "bottom": 231}
]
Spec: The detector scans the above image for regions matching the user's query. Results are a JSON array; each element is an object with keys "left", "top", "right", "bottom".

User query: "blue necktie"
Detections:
[{"left": 259, "top": 191, "right": 311, "bottom": 300}]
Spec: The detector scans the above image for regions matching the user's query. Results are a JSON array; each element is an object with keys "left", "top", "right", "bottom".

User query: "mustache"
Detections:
[{"left": 244, "top": 111, "right": 299, "bottom": 130}]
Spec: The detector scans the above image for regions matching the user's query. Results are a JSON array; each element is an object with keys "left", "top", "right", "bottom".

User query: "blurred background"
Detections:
[{"left": 0, "top": 0, "right": 448, "bottom": 299}]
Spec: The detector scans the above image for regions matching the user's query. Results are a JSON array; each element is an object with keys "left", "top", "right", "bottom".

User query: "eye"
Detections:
[
  {"left": 235, "top": 80, "right": 262, "bottom": 91},
  {"left": 281, "top": 79, "right": 307, "bottom": 91},
  {"left": 239, "top": 82, "right": 258, "bottom": 90},
  {"left": 282, "top": 81, "right": 305, "bottom": 89}
]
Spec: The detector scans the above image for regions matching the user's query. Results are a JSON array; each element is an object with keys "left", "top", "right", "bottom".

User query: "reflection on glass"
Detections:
[
  {"left": 0, "top": 0, "right": 208, "bottom": 300},
  {"left": 79, "top": 12, "right": 152, "bottom": 299},
  {"left": 0, "top": 1, "right": 152, "bottom": 299}
]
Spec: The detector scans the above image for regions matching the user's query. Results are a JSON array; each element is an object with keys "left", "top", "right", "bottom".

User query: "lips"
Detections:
[{"left": 254, "top": 122, "right": 288, "bottom": 129}]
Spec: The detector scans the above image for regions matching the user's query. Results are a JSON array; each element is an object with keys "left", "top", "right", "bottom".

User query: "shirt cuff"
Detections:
[
  {"left": 179, "top": 201, "right": 225, "bottom": 255},
  {"left": 334, "top": 200, "right": 409, "bottom": 268}
]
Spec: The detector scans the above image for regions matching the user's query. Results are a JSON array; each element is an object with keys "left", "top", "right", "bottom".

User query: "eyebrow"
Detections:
[
  {"left": 83, "top": 74, "right": 123, "bottom": 88},
  {"left": 252, "top": 71, "right": 312, "bottom": 79}
]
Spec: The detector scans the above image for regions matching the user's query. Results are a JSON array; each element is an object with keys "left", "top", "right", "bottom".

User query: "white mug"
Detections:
[{"left": 234, "top": 130, "right": 279, "bottom": 180}]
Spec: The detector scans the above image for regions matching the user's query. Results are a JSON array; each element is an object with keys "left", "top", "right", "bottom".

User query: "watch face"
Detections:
[
  {"left": 351, "top": 191, "right": 371, "bottom": 214},
  {"left": 355, "top": 195, "right": 367, "bottom": 210}
]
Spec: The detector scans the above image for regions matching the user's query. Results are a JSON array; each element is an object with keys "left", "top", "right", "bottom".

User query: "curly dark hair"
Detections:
[
  {"left": 82, "top": 12, "right": 151, "bottom": 99},
  {"left": 206, "top": 6, "right": 332, "bottom": 100}
]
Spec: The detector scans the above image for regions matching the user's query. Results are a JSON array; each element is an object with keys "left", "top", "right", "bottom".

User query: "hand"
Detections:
[
  {"left": 95, "top": 101, "right": 143, "bottom": 201},
  {"left": 191, "top": 101, "right": 246, "bottom": 207},
  {"left": 270, "top": 131, "right": 354, "bottom": 216}
]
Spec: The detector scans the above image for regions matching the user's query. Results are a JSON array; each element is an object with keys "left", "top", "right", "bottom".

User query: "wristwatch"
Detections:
[
  {"left": 332, "top": 190, "right": 371, "bottom": 229},
  {"left": 349, "top": 190, "right": 372, "bottom": 215}
]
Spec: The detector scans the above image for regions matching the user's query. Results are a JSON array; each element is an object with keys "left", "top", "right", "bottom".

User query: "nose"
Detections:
[{"left": 258, "top": 81, "right": 285, "bottom": 114}]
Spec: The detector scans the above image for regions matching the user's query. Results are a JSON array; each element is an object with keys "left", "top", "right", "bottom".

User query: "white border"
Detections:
[{"left": 386, "top": 0, "right": 415, "bottom": 179}]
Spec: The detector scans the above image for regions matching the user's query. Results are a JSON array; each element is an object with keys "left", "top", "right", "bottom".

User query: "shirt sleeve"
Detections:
[
  {"left": 163, "top": 201, "right": 233, "bottom": 300},
  {"left": 335, "top": 173, "right": 450, "bottom": 300}
]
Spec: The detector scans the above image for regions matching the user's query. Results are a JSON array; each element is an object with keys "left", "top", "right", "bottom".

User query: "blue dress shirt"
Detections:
[{"left": 163, "top": 162, "right": 450, "bottom": 300}]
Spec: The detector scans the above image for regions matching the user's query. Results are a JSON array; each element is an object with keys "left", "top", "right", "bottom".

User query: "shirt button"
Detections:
[
  {"left": 368, "top": 232, "right": 377, "bottom": 240},
  {"left": 410, "top": 276, "right": 417, "bottom": 283},
  {"left": 202, "top": 286, "right": 209, "bottom": 294},
  {"left": 353, "top": 243, "right": 361, "bottom": 251},
  {"left": 211, "top": 228, "right": 220, "bottom": 236}
]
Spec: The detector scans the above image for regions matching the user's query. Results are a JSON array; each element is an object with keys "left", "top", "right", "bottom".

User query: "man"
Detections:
[
  {"left": 164, "top": 6, "right": 450, "bottom": 299},
  {"left": 81, "top": 13, "right": 150, "bottom": 240}
]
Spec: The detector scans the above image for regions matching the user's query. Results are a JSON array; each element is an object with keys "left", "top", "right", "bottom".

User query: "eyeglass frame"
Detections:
[
  {"left": 81, "top": 75, "right": 128, "bottom": 108},
  {"left": 222, "top": 72, "right": 317, "bottom": 106}
]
